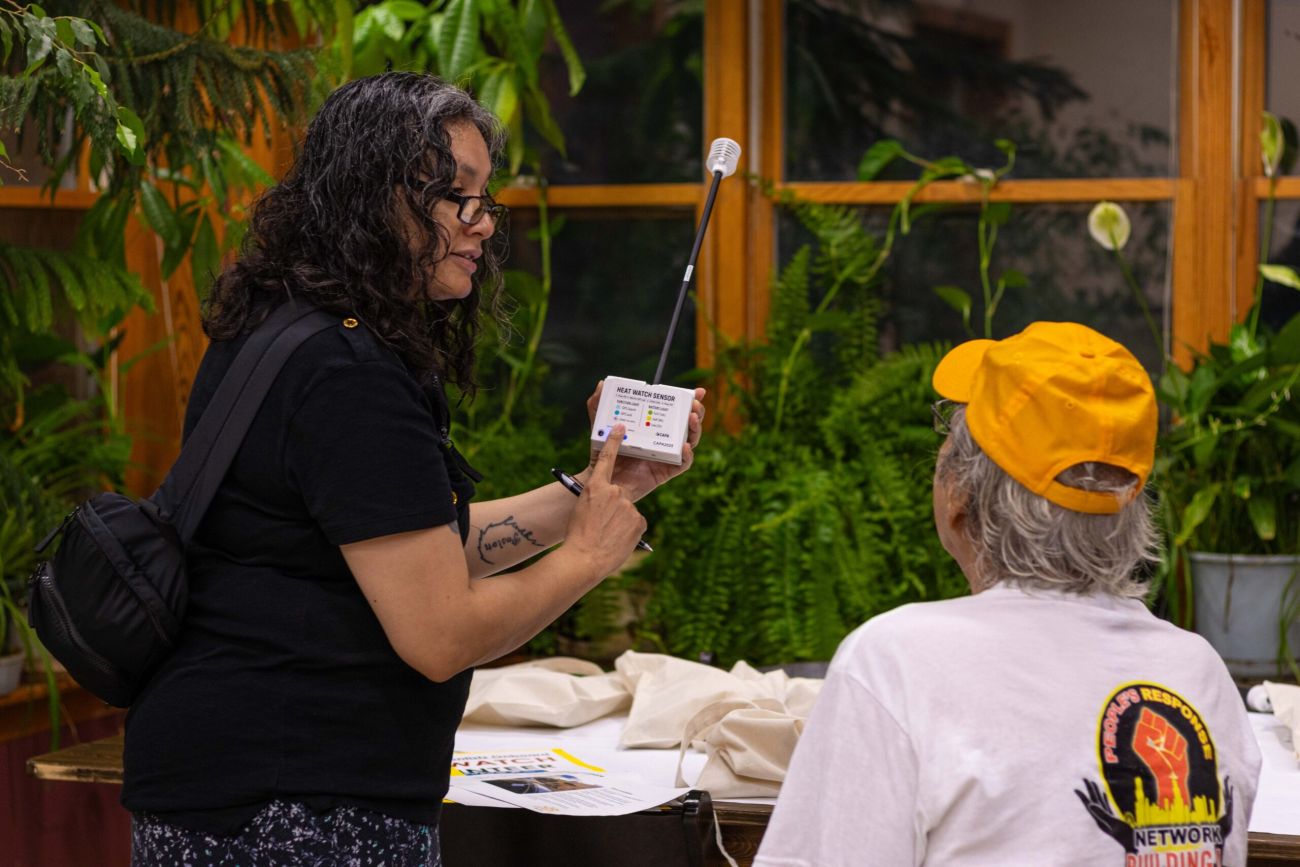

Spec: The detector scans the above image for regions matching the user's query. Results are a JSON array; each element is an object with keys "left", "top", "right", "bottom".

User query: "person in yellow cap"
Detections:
[{"left": 756, "top": 322, "right": 1261, "bottom": 867}]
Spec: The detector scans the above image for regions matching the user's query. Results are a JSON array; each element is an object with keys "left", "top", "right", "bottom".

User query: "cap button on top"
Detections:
[{"left": 343, "top": 317, "right": 359, "bottom": 329}]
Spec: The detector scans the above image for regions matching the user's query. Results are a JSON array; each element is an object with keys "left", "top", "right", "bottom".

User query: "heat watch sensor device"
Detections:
[
  {"left": 591, "top": 376, "right": 695, "bottom": 464},
  {"left": 588, "top": 137, "right": 741, "bottom": 466}
]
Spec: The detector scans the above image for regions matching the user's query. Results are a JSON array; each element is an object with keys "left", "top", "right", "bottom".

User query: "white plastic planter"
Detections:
[
  {"left": 1191, "top": 552, "right": 1300, "bottom": 678},
  {"left": 0, "top": 652, "right": 23, "bottom": 695}
]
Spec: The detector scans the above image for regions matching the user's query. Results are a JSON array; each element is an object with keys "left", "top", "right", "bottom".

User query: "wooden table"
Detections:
[{"left": 27, "top": 734, "right": 1300, "bottom": 867}]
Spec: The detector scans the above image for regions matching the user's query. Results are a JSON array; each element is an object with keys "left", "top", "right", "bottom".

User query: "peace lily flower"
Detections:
[
  {"left": 1088, "top": 201, "right": 1131, "bottom": 251},
  {"left": 960, "top": 167, "right": 998, "bottom": 184},
  {"left": 1090, "top": 199, "right": 1162, "bottom": 365},
  {"left": 1262, "top": 111, "right": 1284, "bottom": 179}
]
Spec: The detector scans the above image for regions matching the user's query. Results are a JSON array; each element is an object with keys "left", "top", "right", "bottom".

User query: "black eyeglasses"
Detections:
[
  {"left": 931, "top": 399, "right": 958, "bottom": 435},
  {"left": 444, "top": 191, "right": 507, "bottom": 227}
]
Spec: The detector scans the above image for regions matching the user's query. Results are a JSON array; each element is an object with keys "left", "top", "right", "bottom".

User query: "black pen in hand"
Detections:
[{"left": 551, "top": 467, "right": 654, "bottom": 553}]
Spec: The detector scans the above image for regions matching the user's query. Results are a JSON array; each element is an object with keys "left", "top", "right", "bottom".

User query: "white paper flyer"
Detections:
[{"left": 447, "top": 748, "right": 689, "bottom": 816}]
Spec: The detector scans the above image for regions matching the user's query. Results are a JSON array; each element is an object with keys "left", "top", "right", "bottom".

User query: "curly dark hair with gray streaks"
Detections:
[{"left": 203, "top": 72, "right": 507, "bottom": 394}]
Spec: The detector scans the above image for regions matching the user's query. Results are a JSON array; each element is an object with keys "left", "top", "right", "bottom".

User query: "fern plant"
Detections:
[
  {"left": 627, "top": 194, "right": 969, "bottom": 667},
  {"left": 560, "top": 139, "right": 1024, "bottom": 666}
]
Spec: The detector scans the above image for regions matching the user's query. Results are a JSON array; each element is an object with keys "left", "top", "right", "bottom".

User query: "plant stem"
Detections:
[
  {"left": 1110, "top": 243, "right": 1164, "bottom": 367},
  {"left": 1250, "top": 175, "right": 1278, "bottom": 341},
  {"left": 773, "top": 203, "right": 900, "bottom": 433},
  {"left": 502, "top": 176, "right": 551, "bottom": 423},
  {"left": 978, "top": 203, "right": 994, "bottom": 338}
]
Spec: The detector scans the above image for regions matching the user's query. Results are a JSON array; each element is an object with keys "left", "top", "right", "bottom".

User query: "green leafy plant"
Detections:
[
  {"left": 0, "top": 352, "right": 132, "bottom": 740},
  {"left": 1, "top": 0, "right": 587, "bottom": 648},
  {"left": 858, "top": 136, "right": 1020, "bottom": 338},
  {"left": 2, "top": 0, "right": 325, "bottom": 292},
  {"left": 0, "top": 2, "right": 331, "bottom": 717},
  {"left": 621, "top": 190, "right": 968, "bottom": 667},
  {"left": 342, "top": 0, "right": 585, "bottom": 174},
  {"left": 1155, "top": 316, "right": 1300, "bottom": 560},
  {"left": 1094, "top": 113, "right": 1300, "bottom": 628}
]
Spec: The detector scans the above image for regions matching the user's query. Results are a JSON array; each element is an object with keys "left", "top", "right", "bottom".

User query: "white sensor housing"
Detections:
[{"left": 590, "top": 376, "right": 695, "bottom": 465}]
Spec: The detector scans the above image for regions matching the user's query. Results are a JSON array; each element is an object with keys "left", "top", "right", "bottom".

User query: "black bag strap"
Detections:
[
  {"left": 426, "top": 376, "right": 483, "bottom": 483},
  {"left": 152, "top": 302, "right": 337, "bottom": 543}
]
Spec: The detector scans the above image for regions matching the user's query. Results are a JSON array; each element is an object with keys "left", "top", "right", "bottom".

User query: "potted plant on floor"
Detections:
[
  {"left": 1157, "top": 308, "right": 1300, "bottom": 678},
  {"left": 1090, "top": 113, "right": 1300, "bottom": 678}
]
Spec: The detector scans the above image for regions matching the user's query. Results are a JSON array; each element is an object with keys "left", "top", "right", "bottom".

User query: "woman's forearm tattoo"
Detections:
[{"left": 476, "top": 515, "right": 544, "bottom": 565}]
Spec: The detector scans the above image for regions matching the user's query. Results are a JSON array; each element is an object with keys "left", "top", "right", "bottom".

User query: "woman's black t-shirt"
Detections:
[{"left": 121, "top": 316, "right": 478, "bottom": 834}]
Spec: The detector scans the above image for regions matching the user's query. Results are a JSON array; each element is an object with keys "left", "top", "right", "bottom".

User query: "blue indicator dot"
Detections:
[
  {"left": 623, "top": 434, "right": 629, "bottom": 440},
  {"left": 597, "top": 429, "right": 605, "bottom": 437},
  {"left": 614, "top": 409, "right": 620, "bottom": 415}
]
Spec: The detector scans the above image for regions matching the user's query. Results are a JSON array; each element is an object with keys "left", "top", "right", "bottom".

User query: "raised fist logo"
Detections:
[{"left": 1132, "top": 707, "right": 1190, "bottom": 809}]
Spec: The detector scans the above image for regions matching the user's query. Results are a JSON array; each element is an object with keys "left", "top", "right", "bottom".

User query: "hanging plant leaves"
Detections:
[
  {"left": 139, "top": 182, "right": 181, "bottom": 248},
  {"left": 439, "top": 0, "right": 480, "bottom": 83},
  {"left": 191, "top": 213, "right": 220, "bottom": 298},
  {"left": 857, "top": 139, "right": 903, "bottom": 181}
]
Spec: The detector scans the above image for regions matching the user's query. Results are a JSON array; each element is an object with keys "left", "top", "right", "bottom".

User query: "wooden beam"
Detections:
[
  {"left": 493, "top": 181, "right": 1184, "bottom": 328},
  {"left": 0, "top": 187, "right": 98, "bottom": 210},
  {"left": 1171, "top": 0, "right": 1237, "bottom": 365},
  {"left": 494, "top": 183, "right": 701, "bottom": 209},
  {"left": 117, "top": 216, "right": 207, "bottom": 497},
  {"left": 1171, "top": 178, "right": 1199, "bottom": 364},
  {"left": 1238, "top": 0, "right": 1267, "bottom": 319},
  {"left": 701, "top": 0, "right": 754, "bottom": 375},
  {"left": 779, "top": 178, "right": 1176, "bottom": 205},
  {"left": 1253, "top": 177, "right": 1300, "bottom": 198},
  {"left": 748, "top": 0, "right": 785, "bottom": 340}
]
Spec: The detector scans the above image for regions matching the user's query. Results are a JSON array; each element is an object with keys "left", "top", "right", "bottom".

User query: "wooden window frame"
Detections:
[
  {"left": 499, "top": 0, "right": 1270, "bottom": 374},
  {"left": 0, "top": 0, "right": 1277, "bottom": 488}
]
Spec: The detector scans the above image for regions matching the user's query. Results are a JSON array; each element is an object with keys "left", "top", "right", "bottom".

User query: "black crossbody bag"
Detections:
[{"left": 27, "top": 303, "right": 336, "bottom": 707}]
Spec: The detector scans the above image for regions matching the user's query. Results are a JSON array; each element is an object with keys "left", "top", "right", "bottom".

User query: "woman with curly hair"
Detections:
[{"left": 122, "top": 72, "right": 704, "bottom": 867}]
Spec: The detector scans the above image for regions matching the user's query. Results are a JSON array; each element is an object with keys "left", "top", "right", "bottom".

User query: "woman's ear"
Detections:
[{"left": 949, "top": 487, "right": 969, "bottom": 526}]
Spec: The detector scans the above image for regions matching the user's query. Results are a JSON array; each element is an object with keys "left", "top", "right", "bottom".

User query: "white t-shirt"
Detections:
[{"left": 755, "top": 585, "right": 1262, "bottom": 867}]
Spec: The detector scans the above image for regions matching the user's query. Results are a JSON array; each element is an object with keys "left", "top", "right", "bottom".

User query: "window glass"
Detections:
[
  {"left": 777, "top": 201, "right": 1171, "bottom": 375},
  {"left": 504, "top": 211, "right": 698, "bottom": 439},
  {"left": 0, "top": 120, "right": 77, "bottom": 189},
  {"left": 1259, "top": 200, "right": 1300, "bottom": 331},
  {"left": 539, "top": 0, "right": 703, "bottom": 184},
  {"left": 1267, "top": 0, "right": 1300, "bottom": 176},
  {"left": 784, "top": 0, "right": 1175, "bottom": 181}
]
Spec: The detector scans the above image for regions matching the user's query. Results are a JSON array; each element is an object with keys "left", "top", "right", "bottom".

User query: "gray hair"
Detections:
[{"left": 936, "top": 407, "right": 1160, "bottom": 598}]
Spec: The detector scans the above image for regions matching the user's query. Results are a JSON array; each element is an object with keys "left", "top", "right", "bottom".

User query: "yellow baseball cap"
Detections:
[{"left": 931, "top": 322, "right": 1157, "bottom": 515}]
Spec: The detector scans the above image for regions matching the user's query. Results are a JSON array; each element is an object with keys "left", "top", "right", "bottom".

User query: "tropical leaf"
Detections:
[
  {"left": 1260, "top": 263, "right": 1300, "bottom": 290},
  {"left": 857, "top": 139, "right": 902, "bottom": 181},
  {"left": 439, "top": 0, "right": 480, "bottom": 83},
  {"left": 539, "top": 0, "right": 584, "bottom": 95},
  {"left": 1174, "top": 484, "right": 1220, "bottom": 547},
  {"left": 138, "top": 182, "right": 181, "bottom": 247},
  {"left": 191, "top": 214, "right": 220, "bottom": 298}
]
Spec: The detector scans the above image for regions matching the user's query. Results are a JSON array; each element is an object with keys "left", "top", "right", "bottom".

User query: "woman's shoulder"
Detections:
[
  {"left": 284, "top": 317, "right": 428, "bottom": 408},
  {"left": 191, "top": 313, "right": 424, "bottom": 422},
  {"left": 296, "top": 314, "right": 407, "bottom": 369}
]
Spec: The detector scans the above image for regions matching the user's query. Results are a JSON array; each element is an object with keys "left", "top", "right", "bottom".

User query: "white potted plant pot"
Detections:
[
  {"left": 1191, "top": 552, "right": 1300, "bottom": 678},
  {"left": 0, "top": 649, "right": 22, "bottom": 695},
  {"left": 0, "top": 608, "right": 23, "bottom": 695}
]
